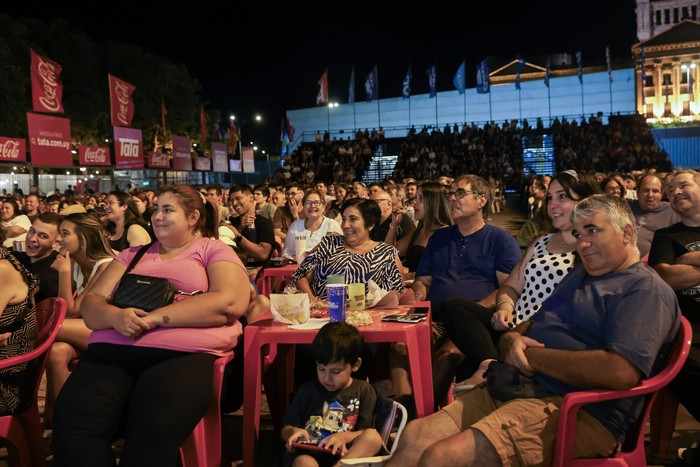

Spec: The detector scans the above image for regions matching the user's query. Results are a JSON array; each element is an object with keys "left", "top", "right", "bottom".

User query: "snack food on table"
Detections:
[
  {"left": 345, "top": 310, "right": 372, "bottom": 327},
  {"left": 310, "top": 299, "right": 330, "bottom": 319},
  {"left": 270, "top": 293, "right": 310, "bottom": 324}
]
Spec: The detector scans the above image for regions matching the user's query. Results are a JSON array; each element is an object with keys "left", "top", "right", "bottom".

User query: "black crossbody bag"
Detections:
[{"left": 111, "top": 242, "right": 176, "bottom": 312}]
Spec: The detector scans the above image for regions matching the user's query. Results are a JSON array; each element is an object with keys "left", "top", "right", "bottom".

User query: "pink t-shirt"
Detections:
[{"left": 89, "top": 237, "right": 246, "bottom": 357}]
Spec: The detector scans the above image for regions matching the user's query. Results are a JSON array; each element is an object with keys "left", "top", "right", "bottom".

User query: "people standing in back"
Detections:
[
  {"left": 23, "top": 194, "right": 41, "bottom": 223},
  {"left": 205, "top": 183, "right": 230, "bottom": 225},
  {"left": 103, "top": 191, "right": 151, "bottom": 252},
  {"left": 253, "top": 185, "right": 277, "bottom": 221}
]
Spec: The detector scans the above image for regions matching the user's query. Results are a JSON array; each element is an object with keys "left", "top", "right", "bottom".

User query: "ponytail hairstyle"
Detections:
[{"left": 158, "top": 185, "right": 218, "bottom": 238}]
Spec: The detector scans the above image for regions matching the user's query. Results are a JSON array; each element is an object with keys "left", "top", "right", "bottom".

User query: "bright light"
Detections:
[
  {"left": 96, "top": 171, "right": 100, "bottom": 174},
  {"left": 230, "top": 115, "right": 236, "bottom": 121},
  {"left": 255, "top": 115, "right": 262, "bottom": 121},
  {"left": 328, "top": 102, "right": 339, "bottom": 108},
  {"left": 12, "top": 166, "right": 16, "bottom": 170},
  {"left": 105, "top": 139, "right": 109, "bottom": 143},
  {"left": 65, "top": 171, "right": 70, "bottom": 175},
  {"left": 253, "top": 146, "right": 258, "bottom": 151},
  {"left": 71, "top": 150, "right": 77, "bottom": 154},
  {"left": 262, "top": 150, "right": 266, "bottom": 154},
  {"left": 79, "top": 167, "right": 86, "bottom": 172}
]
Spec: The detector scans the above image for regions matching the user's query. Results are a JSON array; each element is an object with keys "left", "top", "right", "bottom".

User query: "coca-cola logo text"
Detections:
[
  {"left": 114, "top": 81, "right": 131, "bottom": 125},
  {"left": 151, "top": 152, "right": 169, "bottom": 167},
  {"left": 37, "top": 58, "right": 61, "bottom": 112},
  {"left": 1, "top": 140, "right": 20, "bottom": 159},
  {"left": 84, "top": 147, "right": 107, "bottom": 163}
]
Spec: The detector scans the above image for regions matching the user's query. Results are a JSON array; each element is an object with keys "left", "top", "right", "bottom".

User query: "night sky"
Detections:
[{"left": 3, "top": 1, "right": 638, "bottom": 148}]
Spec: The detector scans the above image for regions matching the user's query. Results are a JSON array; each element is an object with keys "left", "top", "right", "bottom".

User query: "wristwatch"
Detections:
[{"left": 234, "top": 234, "right": 243, "bottom": 244}]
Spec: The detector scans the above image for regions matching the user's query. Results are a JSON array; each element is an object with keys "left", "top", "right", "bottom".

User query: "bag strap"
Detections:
[{"left": 123, "top": 242, "right": 155, "bottom": 274}]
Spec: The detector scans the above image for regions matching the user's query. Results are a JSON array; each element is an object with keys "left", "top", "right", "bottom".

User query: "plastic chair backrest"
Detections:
[
  {"left": 550, "top": 315, "right": 692, "bottom": 467},
  {"left": 373, "top": 399, "right": 408, "bottom": 456},
  {"left": 0, "top": 296, "right": 68, "bottom": 376}
]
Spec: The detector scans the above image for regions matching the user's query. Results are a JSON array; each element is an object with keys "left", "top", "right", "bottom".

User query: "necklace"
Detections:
[{"left": 561, "top": 232, "right": 571, "bottom": 248}]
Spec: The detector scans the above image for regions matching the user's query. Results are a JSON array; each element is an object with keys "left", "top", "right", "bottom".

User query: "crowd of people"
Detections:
[{"left": 0, "top": 132, "right": 698, "bottom": 466}]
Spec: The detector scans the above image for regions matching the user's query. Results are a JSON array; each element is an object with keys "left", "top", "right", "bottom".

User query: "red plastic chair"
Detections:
[
  {"left": 550, "top": 315, "right": 691, "bottom": 467},
  {"left": 179, "top": 351, "right": 233, "bottom": 467},
  {"left": 0, "top": 297, "right": 67, "bottom": 467},
  {"left": 648, "top": 386, "right": 680, "bottom": 459}
]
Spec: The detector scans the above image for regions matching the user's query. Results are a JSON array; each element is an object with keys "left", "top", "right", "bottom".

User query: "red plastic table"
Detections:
[
  {"left": 256, "top": 263, "right": 298, "bottom": 296},
  {"left": 242, "top": 302, "right": 434, "bottom": 467}
]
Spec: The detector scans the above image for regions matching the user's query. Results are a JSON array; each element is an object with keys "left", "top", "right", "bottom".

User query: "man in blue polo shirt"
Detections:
[{"left": 407, "top": 174, "right": 520, "bottom": 406}]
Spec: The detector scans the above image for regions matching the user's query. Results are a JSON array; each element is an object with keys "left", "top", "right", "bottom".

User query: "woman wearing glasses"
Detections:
[{"left": 281, "top": 189, "right": 341, "bottom": 262}]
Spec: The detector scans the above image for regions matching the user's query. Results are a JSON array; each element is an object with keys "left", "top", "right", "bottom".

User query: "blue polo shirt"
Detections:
[{"left": 416, "top": 224, "right": 521, "bottom": 318}]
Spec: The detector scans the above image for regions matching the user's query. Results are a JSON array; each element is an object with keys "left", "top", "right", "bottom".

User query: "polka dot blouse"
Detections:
[{"left": 512, "top": 233, "right": 576, "bottom": 325}]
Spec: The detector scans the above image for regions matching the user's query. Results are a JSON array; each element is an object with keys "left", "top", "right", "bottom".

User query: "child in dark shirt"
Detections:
[{"left": 281, "top": 322, "right": 382, "bottom": 467}]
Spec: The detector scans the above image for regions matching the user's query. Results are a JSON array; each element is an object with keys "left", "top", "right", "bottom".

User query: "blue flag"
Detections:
[
  {"left": 576, "top": 50, "right": 583, "bottom": 84},
  {"left": 544, "top": 56, "right": 551, "bottom": 88},
  {"left": 348, "top": 66, "right": 355, "bottom": 104},
  {"left": 426, "top": 65, "right": 437, "bottom": 98},
  {"left": 453, "top": 61, "right": 466, "bottom": 95},
  {"left": 402, "top": 66, "right": 412, "bottom": 99},
  {"left": 515, "top": 55, "right": 526, "bottom": 90},
  {"left": 641, "top": 48, "right": 646, "bottom": 105},
  {"left": 476, "top": 59, "right": 490, "bottom": 94},
  {"left": 365, "top": 65, "right": 378, "bottom": 102}
]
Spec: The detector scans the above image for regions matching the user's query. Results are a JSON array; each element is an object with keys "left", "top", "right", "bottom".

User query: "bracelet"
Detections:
[
  {"left": 496, "top": 299, "right": 514, "bottom": 308},
  {"left": 389, "top": 223, "right": 396, "bottom": 229}
]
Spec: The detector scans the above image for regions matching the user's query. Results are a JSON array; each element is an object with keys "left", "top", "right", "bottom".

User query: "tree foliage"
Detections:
[{"left": 0, "top": 13, "right": 214, "bottom": 151}]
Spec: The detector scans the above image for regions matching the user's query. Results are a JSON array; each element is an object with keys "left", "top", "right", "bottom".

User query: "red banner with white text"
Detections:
[
  {"left": 108, "top": 74, "right": 136, "bottom": 127},
  {"left": 30, "top": 50, "right": 64, "bottom": 114},
  {"left": 211, "top": 142, "right": 228, "bottom": 172},
  {"left": 148, "top": 151, "right": 170, "bottom": 169},
  {"left": 171, "top": 135, "right": 192, "bottom": 171},
  {"left": 113, "top": 126, "right": 143, "bottom": 169},
  {"left": 0, "top": 137, "right": 27, "bottom": 162},
  {"left": 79, "top": 145, "right": 111, "bottom": 166},
  {"left": 26, "top": 113, "right": 72, "bottom": 166}
]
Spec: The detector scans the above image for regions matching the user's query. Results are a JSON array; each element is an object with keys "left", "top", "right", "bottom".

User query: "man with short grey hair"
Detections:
[{"left": 629, "top": 173, "right": 679, "bottom": 258}]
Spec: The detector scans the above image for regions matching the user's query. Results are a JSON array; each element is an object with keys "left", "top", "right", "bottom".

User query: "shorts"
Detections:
[{"left": 441, "top": 386, "right": 618, "bottom": 466}]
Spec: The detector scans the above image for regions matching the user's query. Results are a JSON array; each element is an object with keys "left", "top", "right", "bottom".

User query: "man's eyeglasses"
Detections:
[
  {"left": 304, "top": 201, "right": 323, "bottom": 207},
  {"left": 446, "top": 189, "right": 480, "bottom": 200}
]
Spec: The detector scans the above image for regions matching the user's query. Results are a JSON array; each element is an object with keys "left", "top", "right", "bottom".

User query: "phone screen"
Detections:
[{"left": 409, "top": 306, "right": 429, "bottom": 315}]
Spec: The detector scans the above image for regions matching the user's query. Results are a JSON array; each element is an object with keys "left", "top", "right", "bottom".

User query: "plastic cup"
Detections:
[
  {"left": 294, "top": 236, "right": 307, "bottom": 262},
  {"left": 327, "top": 284, "right": 347, "bottom": 322},
  {"left": 347, "top": 283, "right": 366, "bottom": 311},
  {"left": 327, "top": 274, "right": 345, "bottom": 285}
]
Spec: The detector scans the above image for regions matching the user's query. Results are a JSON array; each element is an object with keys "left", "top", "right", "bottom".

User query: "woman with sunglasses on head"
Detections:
[{"left": 281, "top": 189, "right": 342, "bottom": 262}]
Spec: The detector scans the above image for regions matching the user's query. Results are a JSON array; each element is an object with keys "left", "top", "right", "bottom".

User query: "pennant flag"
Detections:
[
  {"left": 402, "top": 66, "right": 413, "bottom": 99},
  {"left": 453, "top": 61, "right": 466, "bottom": 95},
  {"left": 426, "top": 65, "right": 437, "bottom": 98},
  {"left": 108, "top": 74, "right": 136, "bottom": 127},
  {"left": 200, "top": 105, "right": 207, "bottom": 144},
  {"left": 576, "top": 50, "right": 583, "bottom": 84},
  {"left": 544, "top": 56, "right": 551, "bottom": 88},
  {"left": 30, "top": 50, "right": 64, "bottom": 113},
  {"left": 515, "top": 56, "right": 526, "bottom": 90},
  {"left": 606, "top": 46, "right": 613, "bottom": 83},
  {"left": 476, "top": 59, "right": 490, "bottom": 94},
  {"left": 641, "top": 48, "right": 647, "bottom": 105},
  {"left": 348, "top": 66, "right": 355, "bottom": 104},
  {"left": 316, "top": 69, "right": 328, "bottom": 106},
  {"left": 228, "top": 118, "right": 240, "bottom": 154},
  {"left": 365, "top": 65, "right": 378, "bottom": 102},
  {"left": 161, "top": 98, "right": 168, "bottom": 143}
]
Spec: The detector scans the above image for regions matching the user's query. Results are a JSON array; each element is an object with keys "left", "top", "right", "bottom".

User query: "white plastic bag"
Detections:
[{"left": 270, "top": 293, "right": 310, "bottom": 324}]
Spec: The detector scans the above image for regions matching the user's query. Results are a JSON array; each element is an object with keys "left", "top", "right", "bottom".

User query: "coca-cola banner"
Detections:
[
  {"left": 108, "top": 74, "right": 136, "bottom": 127},
  {"left": 0, "top": 137, "right": 27, "bottom": 162},
  {"left": 78, "top": 145, "right": 110, "bottom": 166},
  {"left": 194, "top": 156, "right": 211, "bottom": 171},
  {"left": 30, "top": 50, "right": 64, "bottom": 114},
  {"left": 242, "top": 146, "right": 255, "bottom": 173},
  {"left": 211, "top": 142, "right": 228, "bottom": 172},
  {"left": 171, "top": 135, "right": 192, "bottom": 171},
  {"left": 113, "top": 126, "right": 143, "bottom": 169},
  {"left": 26, "top": 113, "right": 72, "bottom": 167},
  {"left": 148, "top": 151, "right": 170, "bottom": 169}
]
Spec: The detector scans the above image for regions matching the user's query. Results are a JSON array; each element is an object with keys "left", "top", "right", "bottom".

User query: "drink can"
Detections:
[{"left": 327, "top": 284, "right": 347, "bottom": 322}]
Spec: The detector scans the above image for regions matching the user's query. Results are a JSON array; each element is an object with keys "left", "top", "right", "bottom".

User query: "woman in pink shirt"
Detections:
[{"left": 52, "top": 185, "right": 250, "bottom": 467}]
